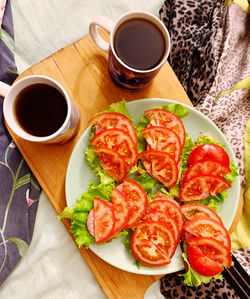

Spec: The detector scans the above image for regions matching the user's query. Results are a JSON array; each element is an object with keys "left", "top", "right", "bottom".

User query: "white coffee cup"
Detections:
[
  {"left": 0, "top": 75, "right": 80, "bottom": 144},
  {"left": 89, "top": 11, "right": 171, "bottom": 90}
]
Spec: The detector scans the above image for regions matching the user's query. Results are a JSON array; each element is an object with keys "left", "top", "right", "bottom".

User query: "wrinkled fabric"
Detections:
[
  {"left": 160, "top": 0, "right": 250, "bottom": 298},
  {"left": 160, "top": 0, "right": 224, "bottom": 106},
  {"left": 0, "top": 0, "right": 40, "bottom": 285},
  {"left": 0, "top": 0, "right": 6, "bottom": 25},
  {"left": 160, "top": 0, "right": 250, "bottom": 186}
]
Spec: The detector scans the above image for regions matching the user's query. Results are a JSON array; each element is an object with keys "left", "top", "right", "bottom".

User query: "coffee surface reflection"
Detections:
[
  {"left": 114, "top": 18, "right": 166, "bottom": 70},
  {"left": 14, "top": 83, "right": 68, "bottom": 137}
]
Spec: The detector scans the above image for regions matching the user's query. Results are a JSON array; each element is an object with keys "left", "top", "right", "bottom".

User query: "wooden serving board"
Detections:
[{"left": 8, "top": 32, "right": 243, "bottom": 299}]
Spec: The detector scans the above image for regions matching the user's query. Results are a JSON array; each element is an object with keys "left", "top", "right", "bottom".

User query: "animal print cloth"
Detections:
[
  {"left": 160, "top": 249, "right": 250, "bottom": 299},
  {"left": 159, "top": 0, "right": 250, "bottom": 298},
  {"left": 160, "top": 0, "right": 250, "bottom": 188}
]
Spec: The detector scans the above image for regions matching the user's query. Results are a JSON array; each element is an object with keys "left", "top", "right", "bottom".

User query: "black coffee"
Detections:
[
  {"left": 14, "top": 83, "right": 68, "bottom": 137},
  {"left": 114, "top": 18, "right": 166, "bottom": 70}
]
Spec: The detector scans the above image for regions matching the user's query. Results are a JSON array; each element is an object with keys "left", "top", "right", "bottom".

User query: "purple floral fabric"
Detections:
[{"left": 0, "top": 0, "right": 41, "bottom": 285}]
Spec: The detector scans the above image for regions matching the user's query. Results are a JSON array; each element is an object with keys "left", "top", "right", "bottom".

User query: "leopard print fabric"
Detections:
[
  {"left": 233, "top": 248, "right": 250, "bottom": 276},
  {"left": 159, "top": 1, "right": 250, "bottom": 298},
  {"left": 194, "top": 2, "right": 250, "bottom": 189},
  {"left": 160, "top": 1, "right": 250, "bottom": 188},
  {"left": 160, "top": 248, "right": 250, "bottom": 299},
  {"left": 160, "top": 272, "right": 239, "bottom": 299},
  {"left": 159, "top": 0, "right": 224, "bottom": 106}
]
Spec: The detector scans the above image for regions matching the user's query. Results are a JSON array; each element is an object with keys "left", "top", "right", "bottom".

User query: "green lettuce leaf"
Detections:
[
  {"left": 162, "top": 103, "right": 190, "bottom": 118},
  {"left": 194, "top": 135, "right": 224, "bottom": 147},
  {"left": 133, "top": 173, "right": 157, "bottom": 194},
  {"left": 104, "top": 99, "right": 132, "bottom": 120},
  {"left": 199, "top": 197, "right": 222, "bottom": 211},
  {"left": 135, "top": 113, "right": 149, "bottom": 153},
  {"left": 58, "top": 206, "right": 74, "bottom": 220},
  {"left": 167, "top": 184, "right": 181, "bottom": 199},
  {"left": 179, "top": 133, "right": 194, "bottom": 176},
  {"left": 85, "top": 142, "right": 114, "bottom": 184},
  {"left": 224, "top": 159, "right": 239, "bottom": 185},
  {"left": 85, "top": 182, "right": 115, "bottom": 201},
  {"left": 58, "top": 182, "right": 115, "bottom": 248}
]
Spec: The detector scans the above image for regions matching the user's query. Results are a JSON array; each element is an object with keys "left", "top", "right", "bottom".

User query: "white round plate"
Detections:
[{"left": 65, "top": 98, "right": 240, "bottom": 275}]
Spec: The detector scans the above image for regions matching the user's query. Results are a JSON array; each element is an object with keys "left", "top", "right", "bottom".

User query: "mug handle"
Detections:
[
  {"left": 89, "top": 16, "right": 114, "bottom": 52},
  {"left": 0, "top": 81, "right": 11, "bottom": 98}
]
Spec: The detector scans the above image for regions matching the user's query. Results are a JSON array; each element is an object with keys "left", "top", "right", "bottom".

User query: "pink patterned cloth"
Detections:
[{"left": 0, "top": 0, "right": 6, "bottom": 26}]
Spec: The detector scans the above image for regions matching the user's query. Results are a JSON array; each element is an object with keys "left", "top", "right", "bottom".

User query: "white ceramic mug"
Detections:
[
  {"left": 0, "top": 75, "right": 80, "bottom": 144},
  {"left": 89, "top": 11, "right": 171, "bottom": 90}
]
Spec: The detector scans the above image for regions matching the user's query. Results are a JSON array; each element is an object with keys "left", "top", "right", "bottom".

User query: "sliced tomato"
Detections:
[
  {"left": 180, "top": 203, "right": 223, "bottom": 225},
  {"left": 90, "top": 128, "right": 138, "bottom": 167},
  {"left": 179, "top": 175, "right": 231, "bottom": 202},
  {"left": 94, "top": 147, "right": 127, "bottom": 182},
  {"left": 187, "top": 144, "right": 230, "bottom": 167},
  {"left": 188, "top": 237, "right": 232, "bottom": 270},
  {"left": 94, "top": 197, "right": 115, "bottom": 244},
  {"left": 150, "top": 199, "right": 184, "bottom": 234},
  {"left": 116, "top": 178, "right": 148, "bottom": 228},
  {"left": 131, "top": 221, "right": 176, "bottom": 266},
  {"left": 89, "top": 112, "right": 138, "bottom": 146},
  {"left": 143, "top": 211, "right": 179, "bottom": 242},
  {"left": 144, "top": 109, "right": 186, "bottom": 147},
  {"left": 181, "top": 159, "right": 231, "bottom": 185},
  {"left": 131, "top": 239, "right": 169, "bottom": 267},
  {"left": 110, "top": 188, "right": 131, "bottom": 237},
  {"left": 139, "top": 150, "right": 178, "bottom": 189},
  {"left": 187, "top": 241, "right": 223, "bottom": 276},
  {"left": 141, "top": 126, "right": 182, "bottom": 163},
  {"left": 154, "top": 191, "right": 180, "bottom": 207},
  {"left": 184, "top": 218, "right": 231, "bottom": 249}
]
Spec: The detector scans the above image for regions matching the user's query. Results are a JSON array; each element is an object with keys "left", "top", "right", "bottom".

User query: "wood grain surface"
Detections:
[{"left": 7, "top": 31, "right": 243, "bottom": 299}]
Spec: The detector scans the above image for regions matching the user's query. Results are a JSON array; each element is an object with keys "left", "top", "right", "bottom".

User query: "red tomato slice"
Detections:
[
  {"left": 187, "top": 242, "right": 223, "bottom": 276},
  {"left": 181, "top": 159, "right": 231, "bottom": 186},
  {"left": 116, "top": 178, "right": 148, "bottom": 228},
  {"left": 139, "top": 150, "right": 178, "bottom": 189},
  {"left": 110, "top": 188, "right": 131, "bottom": 237},
  {"left": 179, "top": 175, "right": 231, "bottom": 202},
  {"left": 180, "top": 203, "right": 223, "bottom": 225},
  {"left": 143, "top": 211, "right": 179, "bottom": 242},
  {"left": 184, "top": 218, "right": 231, "bottom": 249},
  {"left": 94, "top": 197, "right": 115, "bottom": 244},
  {"left": 141, "top": 126, "right": 182, "bottom": 163},
  {"left": 150, "top": 199, "right": 184, "bottom": 234},
  {"left": 144, "top": 109, "right": 186, "bottom": 147},
  {"left": 131, "top": 238, "right": 169, "bottom": 267},
  {"left": 131, "top": 221, "right": 176, "bottom": 266},
  {"left": 90, "top": 128, "right": 138, "bottom": 167},
  {"left": 94, "top": 147, "right": 127, "bottom": 182},
  {"left": 188, "top": 237, "right": 232, "bottom": 269},
  {"left": 89, "top": 112, "right": 138, "bottom": 146},
  {"left": 187, "top": 144, "right": 230, "bottom": 167}
]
